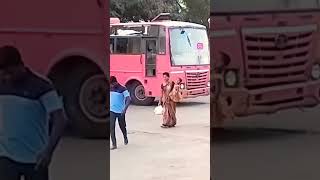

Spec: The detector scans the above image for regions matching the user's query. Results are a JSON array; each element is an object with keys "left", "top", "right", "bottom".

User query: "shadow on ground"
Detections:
[
  {"left": 177, "top": 101, "right": 208, "bottom": 107},
  {"left": 152, "top": 100, "right": 208, "bottom": 107},
  {"left": 211, "top": 127, "right": 319, "bottom": 144}
]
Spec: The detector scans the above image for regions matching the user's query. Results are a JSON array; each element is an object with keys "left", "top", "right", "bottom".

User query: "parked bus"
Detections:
[
  {"left": 0, "top": 0, "right": 109, "bottom": 137},
  {"left": 210, "top": 0, "right": 320, "bottom": 125},
  {"left": 110, "top": 13, "right": 210, "bottom": 105}
]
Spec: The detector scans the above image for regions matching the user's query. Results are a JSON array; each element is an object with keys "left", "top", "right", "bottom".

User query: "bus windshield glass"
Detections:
[
  {"left": 212, "top": 0, "right": 320, "bottom": 12},
  {"left": 170, "top": 28, "right": 210, "bottom": 66}
]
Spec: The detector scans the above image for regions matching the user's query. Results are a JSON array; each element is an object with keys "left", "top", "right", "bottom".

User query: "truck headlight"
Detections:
[
  {"left": 224, "top": 70, "right": 238, "bottom": 87},
  {"left": 311, "top": 64, "right": 320, "bottom": 80},
  {"left": 180, "top": 83, "right": 185, "bottom": 89},
  {"left": 207, "top": 81, "right": 210, "bottom": 87}
]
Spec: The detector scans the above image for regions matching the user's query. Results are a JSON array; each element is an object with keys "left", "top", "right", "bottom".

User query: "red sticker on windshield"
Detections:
[{"left": 197, "top": 43, "right": 203, "bottom": 49}]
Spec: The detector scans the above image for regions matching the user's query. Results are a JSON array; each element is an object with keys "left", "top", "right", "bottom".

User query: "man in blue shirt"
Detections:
[
  {"left": 0, "top": 46, "right": 67, "bottom": 180},
  {"left": 110, "top": 76, "right": 131, "bottom": 150}
]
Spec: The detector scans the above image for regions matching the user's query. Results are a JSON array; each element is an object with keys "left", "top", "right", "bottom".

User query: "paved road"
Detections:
[
  {"left": 49, "top": 137, "right": 108, "bottom": 180},
  {"left": 110, "top": 97, "right": 210, "bottom": 180},
  {"left": 49, "top": 96, "right": 210, "bottom": 180},
  {"left": 48, "top": 96, "right": 320, "bottom": 180},
  {"left": 213, "top": 106, "right": 320, "bottom": 180}
]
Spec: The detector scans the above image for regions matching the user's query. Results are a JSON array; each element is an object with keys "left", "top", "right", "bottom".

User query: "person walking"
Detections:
[
  {"left": 110, "top": 76, "right": 131, "bottom": 150},
  {"left": 0, "top": 46, "right": 67, "bottom": 180},
  {"left": 159, "top": 72, "right": 182, "bottom": 128}
]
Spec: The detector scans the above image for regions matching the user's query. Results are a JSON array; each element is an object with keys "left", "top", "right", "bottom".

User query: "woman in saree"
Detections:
[{"left": 159, "top": 72, "right": 182, "bottom": 128}]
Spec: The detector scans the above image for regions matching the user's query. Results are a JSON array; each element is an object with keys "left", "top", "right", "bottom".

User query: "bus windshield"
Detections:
[
  {"left": 212, "top": 0, "right": 320, "bottom": 12},
  {"left": 170, "top": 28, "right": 210, "bottom": 66}
]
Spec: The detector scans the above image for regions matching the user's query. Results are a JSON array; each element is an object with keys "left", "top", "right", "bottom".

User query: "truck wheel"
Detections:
[
  {"left": 128, "top": 81, "right": 155, "bottom": 106},
  {"left": 63, "top": 67, "right": 108, "bottom": 138}
]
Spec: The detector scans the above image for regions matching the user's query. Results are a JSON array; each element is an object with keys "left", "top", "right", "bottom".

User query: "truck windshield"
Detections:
[
  {"left": 212, "top": 0, "right": 320, "bottom": 12},
  {"left": 170, "top": 28, "right": 210, "bottom": 66}
]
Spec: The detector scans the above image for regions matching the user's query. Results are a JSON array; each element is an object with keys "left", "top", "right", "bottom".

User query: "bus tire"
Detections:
[
  {"left": 128, "top": 81, "right": 155, "bottom": 106},
  {"left": 63, "top": 67, "right": 108, "bottom": 138}
]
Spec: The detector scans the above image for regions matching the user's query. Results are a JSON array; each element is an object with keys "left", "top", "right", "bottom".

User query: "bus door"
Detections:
[{"left": 142, "top": 37, "right": 158, "bottom": 77}]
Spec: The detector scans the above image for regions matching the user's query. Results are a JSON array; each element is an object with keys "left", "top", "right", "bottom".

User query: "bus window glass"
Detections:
[
  {"left": 148, "top": 25, "right": 160, "bottom": 36},
  {"left": 115, "top": 38, "right": 128, "bottom": 53},
  {"left": 159, "top": 26, "right": 166, "bottom": 54},
  {"left": 170, "top": 28, "right": 210, "bottom": 66},
  {"left": 128, "top": 37, "right": 141, "bottom": 54},
  {"left": 110, "top": 38, "right": 115, "bottom": 54}
]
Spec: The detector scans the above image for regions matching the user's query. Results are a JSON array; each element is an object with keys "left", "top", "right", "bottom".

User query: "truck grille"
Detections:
[
  {"left": 186, "top": 71, "right": 209, "bottom": 90},
  {"left": 243, "top": 31, "right": 313, "bottom": 89}
]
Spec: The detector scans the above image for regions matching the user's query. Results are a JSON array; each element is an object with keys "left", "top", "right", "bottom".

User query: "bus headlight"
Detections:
[
  {"left": 207, "top": 81, "right": 210, "bottom": 87},
  {"left": 224, "top": 70, "right": 238, "bottom": 87},
  {"left": 311, "top": 64, "right": 320, "bottom": 80},
  {"left": 180, "top": 83, "right": 185, "bottom": 89}
]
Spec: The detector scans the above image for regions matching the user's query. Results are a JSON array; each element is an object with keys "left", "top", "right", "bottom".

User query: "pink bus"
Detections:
[
  {"left": 0, "top": 0, "right": 109, "bottom": 137},
  {"left": 211, "top": 0, "right": 320, "bottom": 124},
  {"left": 110, "top": 14, "right": 210, "bottom": 105}
]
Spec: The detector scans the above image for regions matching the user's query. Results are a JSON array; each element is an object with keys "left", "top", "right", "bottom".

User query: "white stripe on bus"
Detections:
[
  {"left": 186, "top": 70, "right": 209, "bottom": 73},
  {"left": 242, "top": 24, "right": 318, "bottom": 35},
  {"left": 170, "top": 70, "right": 209, "bottom": 74},
  {"left": 170, "top": 71, "right": 184, "bottom": 74}
]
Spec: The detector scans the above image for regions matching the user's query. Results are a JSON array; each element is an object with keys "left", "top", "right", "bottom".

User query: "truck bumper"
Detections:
[
  {"left": 182, "top": 87, "right": 210, "bottom": 98},
  {"left": 221, "top": 80, "right": 320, "bottom": 116}
]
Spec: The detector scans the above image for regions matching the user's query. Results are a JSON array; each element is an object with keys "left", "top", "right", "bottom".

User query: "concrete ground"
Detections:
[
  {"left": 50, "top": 137, "right": 108, "bottom": 180},
  {"left": 213, "top": 106, "right": 320, "bottom": 180},
  {"left": 110, "top": 97, "right": 210, "bottom": 180},
  {"left": 49, "top": 96, "right": 210, "bottom": 180},
  {"left": 49, "top": 97, "right": 320, "bottom": 180}
]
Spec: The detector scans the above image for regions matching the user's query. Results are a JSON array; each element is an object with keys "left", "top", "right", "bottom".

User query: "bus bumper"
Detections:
[
  {"left": 220, "top": 80, "right": 320, "bottom": 116},
  {"left": 182, "top": 87, "right": 210, "bottom": 98}
]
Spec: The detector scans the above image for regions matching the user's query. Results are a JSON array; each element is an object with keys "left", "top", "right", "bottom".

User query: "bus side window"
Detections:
[
  {"left": 147, "top": 41, "right": 156, "bottom": 53},
  {"left": 145, "top": 39, "right": 157, "bottom": 77},
  {"left": 159, "top": 26, "right": 166, "bottom": 54},
  {"left": 128, "top": 37, "right": 142, "bottom": 54},
  {"left": 116, "top": 38, "right": 128, "bottom": 54},
  {"left": 110, "top": 38, "right": 115, "bottom": 54},
  {"left": 148, "top": 25, "right": 160, "bottom": 37}
]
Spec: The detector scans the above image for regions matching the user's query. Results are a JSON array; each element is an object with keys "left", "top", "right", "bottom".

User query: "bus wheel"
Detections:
[
  {"left": 128, "top": 81, "right": 155, "bottom": 106},
  {"left": 64, "top": 67, "right": 108, "bottom": 138}
]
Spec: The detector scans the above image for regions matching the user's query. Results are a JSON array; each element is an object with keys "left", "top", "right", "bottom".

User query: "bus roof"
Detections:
[{"left": 111, "top": 20, "right": 206, "bottom": 29}]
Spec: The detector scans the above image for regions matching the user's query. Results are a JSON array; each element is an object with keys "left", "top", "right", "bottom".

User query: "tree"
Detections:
[
  {"left": 181, "top": 0, "right": 210, "bottom": 27},
  {"left": 110, "top": 0, "right": 126, "bottom": 18},
  {"left": 110, "top": 0, "right": 183, "bottom": 22},
  {"left": 110, "top": 0, "right": 209, "bottom": 26}
]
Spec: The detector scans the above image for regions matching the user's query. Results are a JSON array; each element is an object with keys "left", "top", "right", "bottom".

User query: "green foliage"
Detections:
[
  {"left": 110, "top": 0, "right": 182, "bottom": 22},
  {"left": 181, "top": 0, "right": 210, "bottom": 27},
  {"left": 110, "top": 0, "right": 209, "bottom": 26}
]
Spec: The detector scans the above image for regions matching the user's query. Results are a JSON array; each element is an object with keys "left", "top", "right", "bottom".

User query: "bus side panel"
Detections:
[
  {"left": 110, "top": 54, "right": 143, "bottom": 84},
  {"left": 143, "top": 77, "right": 163, "bottom": 98},
  {"left": 0, "top": 34, "right": 106, "bottom": 75},
  {"left": 145, "top": 55, "right": 172, "bottom": 97},
  {"left": 0, "top": 0, "right": 108, "bottom": 74},
  {"left": 0, "top": 0, "right": 105, "bottom": 30}
]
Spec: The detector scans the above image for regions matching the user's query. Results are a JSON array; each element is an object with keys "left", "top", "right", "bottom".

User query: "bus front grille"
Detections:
[
  {"left": 243, "top": 31, "right": 313, "bottom": 89},
  {"left": 186, "top": 71, "right": 209, "bottom": 90}
]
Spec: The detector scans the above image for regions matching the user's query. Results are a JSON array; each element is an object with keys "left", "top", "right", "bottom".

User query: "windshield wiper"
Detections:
[
  {"left": 181, "top": 29, "right": 192, "bottom": 47},
  {"left": 187, "top": 35, "right": 191, "bottom": 47}
]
